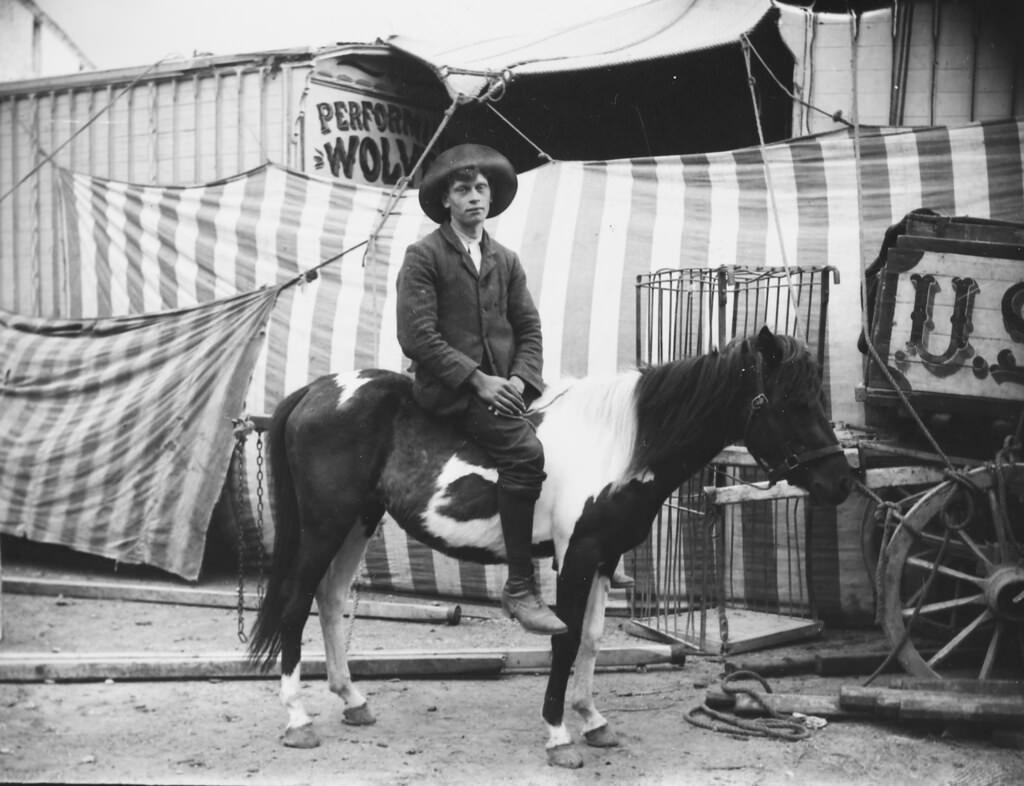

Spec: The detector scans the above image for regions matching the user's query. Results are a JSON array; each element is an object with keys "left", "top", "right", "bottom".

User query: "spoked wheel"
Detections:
[{"left": 880, "top": 462, "right": 1024, "bottom": 679}]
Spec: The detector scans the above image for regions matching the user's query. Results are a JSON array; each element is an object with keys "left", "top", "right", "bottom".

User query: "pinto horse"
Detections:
[{"left": 247, "top": 327, "right": 852, "bottom": 768}]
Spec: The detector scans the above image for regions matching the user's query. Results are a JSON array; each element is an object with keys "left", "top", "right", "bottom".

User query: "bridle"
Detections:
[{"left": 743, "top": 351, "right": 843, "bottom": 485}]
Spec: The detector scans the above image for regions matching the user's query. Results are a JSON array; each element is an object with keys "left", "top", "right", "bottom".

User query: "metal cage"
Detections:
[{"left": 627, "top": 265, "right": 837, "bottom": 652}]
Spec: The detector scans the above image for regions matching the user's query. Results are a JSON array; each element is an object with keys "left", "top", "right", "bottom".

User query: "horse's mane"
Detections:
[
  {"left": 629, "top": 334, "right": 819, "bottom": 473},
  {"left": 532, "top": 372, "right": 643, "bottom": 487},
  {"left": 534, "top": 333, "right": 819, "bottom": 483},
  {"left": 762, "top": 334, "right": 824, "bottom": 405}
]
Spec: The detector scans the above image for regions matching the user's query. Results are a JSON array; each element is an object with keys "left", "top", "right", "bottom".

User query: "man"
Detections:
[{"left": 395, "top": 143, "right": 567, "bottom": 636}]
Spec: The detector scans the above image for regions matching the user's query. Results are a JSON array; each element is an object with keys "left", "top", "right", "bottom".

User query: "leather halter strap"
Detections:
[{"left": 743, "top": 352, "right": 843, "bottom": 485}]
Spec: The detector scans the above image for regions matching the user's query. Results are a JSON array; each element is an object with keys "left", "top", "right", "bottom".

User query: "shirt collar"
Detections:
[{"left": 441, "top": 221, "right": 488, "bottom": 251}]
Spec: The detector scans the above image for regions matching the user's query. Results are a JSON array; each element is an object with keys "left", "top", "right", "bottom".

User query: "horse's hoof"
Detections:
[
  {"left": 282, "top": 724, "right": 320, "bottom": 748},
  {"left": 546, "top": 743, "right": 584, "bottom": 769},
  {"left": 584, "top": 724, "right": 620, "bottom": 748},
  {"left": 343, "top": 704, "right": 376, "bottom": 726}
]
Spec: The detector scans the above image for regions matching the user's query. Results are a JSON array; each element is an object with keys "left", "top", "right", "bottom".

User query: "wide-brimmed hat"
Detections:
[{"left": 417, "top": 144, "right": 518, "bottom": 224}]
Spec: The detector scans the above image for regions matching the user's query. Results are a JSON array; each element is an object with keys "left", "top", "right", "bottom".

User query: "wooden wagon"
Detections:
[{"left": 860, "top": 211, "right": 1024, "bottom": 680}]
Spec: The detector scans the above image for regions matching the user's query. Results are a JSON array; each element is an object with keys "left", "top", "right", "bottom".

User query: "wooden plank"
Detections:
[
  {"left": 630, "top": 609, "right": 822, "bottom": 655},
  {"left": 623, "top": 619, "right": 704, "bottom": 649},
  {"left": 857, "top": 442, "right": 985, "bottom": 468},
  {"left": 895, "top": 234, "right": 1024, "bottom": 260},
  {"left": 727, "top": 646, "right": 985, "bottom": 679},
  {"left": 839, "top": 686, "right": 1024, "bottom": 724},
  {"left": 0, "top": 651, "right": 506, "bottom": 682},
  {"left": 812, "top": 652, "right": 908, "bottom": 677},
  {"left": 2, "top": 575, "right": 462, "bottom": 625},
  {"left": 904, "top": 213, "right": 1024, "bottom": 245},
  {"left": 860, "top": 385, "right": 1024, "bottom": 420},
  {"left": 884, "top": 678, "right": 1024, "bottom": 696},
  {"left": 501, "top": 643, "right": 687, "bottom": 672},
  {"left": 0, "top": 644, "right": 686, "bottom": 682},
  {"left": 703, "top": 465, "right": 946, "bottom": 505},
  {"left": 704, "top": 687, "right": 854, "bottom": 719},
  {"left": 249, "top": 414, "right": 272, "bottom": 431},
  {"left": 862, "top": 466, "right": 949, "bottom": 487},
  {"left": 704, "top": 480, "right": 808, "bottom": 505},
  {"left": 725, "top": 650, "right": 903, "bottom": 678},
  {"left": 723, "top": 654, "right": 818, "bottom": 678}
]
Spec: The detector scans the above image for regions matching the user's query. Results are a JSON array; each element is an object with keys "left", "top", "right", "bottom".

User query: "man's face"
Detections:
[{"left": 442, "top": 172, "right": 491, "bottom": 231}]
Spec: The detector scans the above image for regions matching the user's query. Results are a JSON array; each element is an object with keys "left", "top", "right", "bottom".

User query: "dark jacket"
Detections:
[{"left": 396, "top": 222, "right": 544, "bottom": 414}]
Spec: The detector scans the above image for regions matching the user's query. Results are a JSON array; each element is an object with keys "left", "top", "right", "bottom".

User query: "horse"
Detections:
[{"left": 246, "top": 326, "right": 853, "bottom": 768}]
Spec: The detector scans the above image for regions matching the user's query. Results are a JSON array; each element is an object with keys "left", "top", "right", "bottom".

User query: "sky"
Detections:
[{"left": 34, "top": 0, "right": 647, "bottom": 71}]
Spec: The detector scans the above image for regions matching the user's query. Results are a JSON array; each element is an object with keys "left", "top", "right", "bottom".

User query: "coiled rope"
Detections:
[{"left": 685, "top": 671, "right": 812, "bottom": 741}]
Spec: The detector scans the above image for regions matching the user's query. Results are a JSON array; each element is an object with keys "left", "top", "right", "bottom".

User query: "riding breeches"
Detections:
[{"left": 454, "top": 395, "right": 546, "bottom": 501}]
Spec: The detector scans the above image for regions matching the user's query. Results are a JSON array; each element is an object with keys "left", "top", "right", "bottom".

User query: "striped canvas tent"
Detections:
[
  {"left": 49, "top": 118, "right": 1024, "bottom": 601},
  {"left": 0, "top": 288, "right": 279, "bottom": 579}
]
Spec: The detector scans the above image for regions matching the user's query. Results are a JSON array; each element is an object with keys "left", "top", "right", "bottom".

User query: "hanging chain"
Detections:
[
  {"left": 254, "top": 430, "right": 267, "bottom": 604},
  {"left": 229, "top": 420, "right": 269, "bottom": 643},
  {"left": 231, "top": 420, "right": 253, "bottom": 643}
]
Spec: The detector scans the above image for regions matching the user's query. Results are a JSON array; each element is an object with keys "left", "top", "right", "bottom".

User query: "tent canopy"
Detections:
[
  {"left": 388, "top": 0, "right": 774, "bottom": 99},
  {"left": 375, "top": 0, "right": 787, "bottom": 167}
]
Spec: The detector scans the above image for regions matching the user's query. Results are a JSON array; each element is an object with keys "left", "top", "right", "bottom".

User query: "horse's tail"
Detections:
[{"left": 247, "top": 384, "right": 309, "bottom": 673}]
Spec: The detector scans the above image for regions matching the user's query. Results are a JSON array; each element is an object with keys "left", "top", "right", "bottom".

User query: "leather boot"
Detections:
[
  {"left": 501, "top": 576, "right": 568, "bottom": 636},
  {"left": 498, "top": 489, "right": 567, "bottom": 636},
  {"left": 608, "top": 555, "right": 635, "bottom": 589}
]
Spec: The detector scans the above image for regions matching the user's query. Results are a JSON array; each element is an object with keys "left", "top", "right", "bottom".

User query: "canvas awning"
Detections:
[{"left": 387, "top": 0, "right": 775, "bottom": 99}]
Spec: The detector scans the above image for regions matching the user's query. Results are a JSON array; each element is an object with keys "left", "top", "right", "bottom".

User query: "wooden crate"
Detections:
[{"left": 864, "top": 214, "right": 1024, "bottom": 420}]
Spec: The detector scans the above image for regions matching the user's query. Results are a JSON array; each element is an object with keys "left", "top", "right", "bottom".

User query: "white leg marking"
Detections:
[
  {"left": 316, "top": 526, "right": 373, "bottom": 710},
  {"left": 570, "top": 572, "right": 610, "bottom": 734},
  {"left": 545, "top": 722, "right": 573, "bottom": 750},
  {"left": 281, "top": 665, "right": 312, "bottom": 729}
]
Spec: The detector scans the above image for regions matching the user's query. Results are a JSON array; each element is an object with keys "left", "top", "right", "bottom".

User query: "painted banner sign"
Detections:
[
  {"left": 305, "top": 77, "right": 441, "bottom": 188},
  {"left": 869, "top": 215, "right": 1024, "bottom": 410}
]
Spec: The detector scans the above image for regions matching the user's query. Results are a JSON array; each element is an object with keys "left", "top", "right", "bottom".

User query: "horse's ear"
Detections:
[{"left": 756, "top": 325, "right": 783, "bottom": 367}]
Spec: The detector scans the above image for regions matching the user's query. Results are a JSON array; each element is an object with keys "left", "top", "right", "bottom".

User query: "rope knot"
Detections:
[
  {"left": 874, "top": 499, "right": 904, "bottom": 524},
  {"left": 232, "top": 416, "right": 255, "bottom": 441}
]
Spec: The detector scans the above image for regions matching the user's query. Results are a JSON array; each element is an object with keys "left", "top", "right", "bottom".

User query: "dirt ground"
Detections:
[{"left": 2, "top": 565, "right": 1023, "bottom": 785}]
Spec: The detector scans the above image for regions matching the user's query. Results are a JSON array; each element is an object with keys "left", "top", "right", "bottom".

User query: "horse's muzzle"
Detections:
[{"left": 806, "top": 467, "right": 853, "bottom": 506}]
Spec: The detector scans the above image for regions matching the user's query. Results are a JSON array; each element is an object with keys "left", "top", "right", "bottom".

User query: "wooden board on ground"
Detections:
[
  {"left": 627, "top": 607, "right": 823, "bottom": 655},
  {"left": 0, "top": 643, "right": 686, "bottom": 683},
  {"left": 704, "top": 686, "right": 853, "bottom": 719},
  {"left": 884, "top": 678, "right": 1024, "bottom": 696},
  {"left": 840, "top": 686, "right": 1024, "bottom": 725},
  {"left": 1, "top": 559, "right": 633, "bottom": 620},
  {"left": 2, "top": 568, "right": 463, "bottom": 625}
]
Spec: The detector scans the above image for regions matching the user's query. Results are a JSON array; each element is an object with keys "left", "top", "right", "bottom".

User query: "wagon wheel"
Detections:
[
  {"left": 880, "top": 463, "right": 1024, "bottom": 679},
  {"left": 860, "top": 482, "right": 933, "bottom": 580}
]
